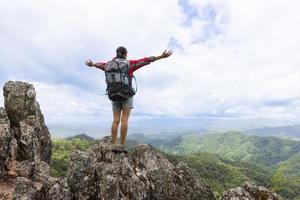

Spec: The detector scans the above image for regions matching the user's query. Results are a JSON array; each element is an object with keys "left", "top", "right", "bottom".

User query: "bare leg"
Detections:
[
  {"left": 120, "top": 108, "right": 131, "bottom": 145},
  {"left": 111, "top": 109, "right": 121, "bottom": 144}
]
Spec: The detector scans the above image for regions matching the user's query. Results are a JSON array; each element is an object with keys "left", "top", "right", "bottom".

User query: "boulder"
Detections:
[
  {"left": 15, "top": 160, "right": 34, "bottom": 178},
  {"left": 14, "top": 177, "right": 43, "bottom": 200},
  {"left": 43, "top": 178, "right": 71, "bottom": 200},
  {"left": 221, "top": 181, "right": 279, "bottom": 200}
]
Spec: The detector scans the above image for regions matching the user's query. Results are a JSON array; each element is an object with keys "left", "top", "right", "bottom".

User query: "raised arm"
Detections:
[
  {"left": 131, "top": 50, "right": 172, "bottom": 72},
  {"left": 85, "top": 59, "right": 106, "bottom": 71}
]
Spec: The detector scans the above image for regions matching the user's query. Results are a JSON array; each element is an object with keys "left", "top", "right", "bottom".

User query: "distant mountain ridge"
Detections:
[
  {"left": 246, "top": 124, "right": 300, "bottom": 139},
  {"left": 65, "top": 133, "right": 96, "bottom": 141},
  {"left": 130, "top": 132, "right": 300, "bottom": 166}
]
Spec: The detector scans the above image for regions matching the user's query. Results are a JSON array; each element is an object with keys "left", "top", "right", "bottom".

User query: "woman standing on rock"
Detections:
[{"left": 85, "top": 46, "right": 172, "bottom": 147}]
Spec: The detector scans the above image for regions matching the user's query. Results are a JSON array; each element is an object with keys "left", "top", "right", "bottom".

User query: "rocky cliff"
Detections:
[
  {"left": 0, "top": 81, "right": 279, "bottom": 200},
  {"left": 0, "top": 81, "right": 67, "bottom": 200}
]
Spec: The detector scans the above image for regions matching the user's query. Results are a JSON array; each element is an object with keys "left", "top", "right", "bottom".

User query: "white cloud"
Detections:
[
  {"left": 32, "top": 82, "right": 111, "bottom": 122},
  {"left": 1, "top": 0, "right": 300, "bottom": 125}
]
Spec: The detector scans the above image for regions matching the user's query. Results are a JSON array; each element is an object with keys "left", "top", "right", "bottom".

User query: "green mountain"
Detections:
[
  {"left": 271, "top": 153, "right": 300, "bottom": 199},
  {"left": 51, "top": 137, "right": 97, "bottom": 177},
  {"left": 65, "top": 133, "right": 96, "bottom": 141},
  {"left": 128, "top": 133, "right": 183, "bottom": 149},
  {"left": 163, "top": 152, "right": 272, "bottom": 198},
  {"left": 156, "top": 131, "right": 300, "bottom": 167}
]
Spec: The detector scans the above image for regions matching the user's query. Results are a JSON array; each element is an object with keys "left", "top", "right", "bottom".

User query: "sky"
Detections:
[{"left": 1, "top": 0, "right": 300, "bottom": 130}]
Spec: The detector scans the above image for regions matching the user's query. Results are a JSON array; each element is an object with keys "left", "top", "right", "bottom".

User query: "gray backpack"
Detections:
[{"left": 105, "top": 58, "right": 136, "bottom": 101}]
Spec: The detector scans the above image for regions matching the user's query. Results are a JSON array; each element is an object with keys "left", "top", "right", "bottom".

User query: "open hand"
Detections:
[
  {"left": 161, "top": 50, "right": 172, "bottom": 58},
  {"left": 85, "top": 59, "right": 94, "bottom": 67}
]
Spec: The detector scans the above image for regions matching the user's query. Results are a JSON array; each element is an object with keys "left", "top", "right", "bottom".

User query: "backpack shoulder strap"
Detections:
[{"left": 126, "top": 59, "right": 130, "bottom": 71}]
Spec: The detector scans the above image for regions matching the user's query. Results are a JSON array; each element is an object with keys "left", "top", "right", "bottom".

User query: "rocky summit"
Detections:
[
  {"left": 0, "top": 81, "right": 279, "bottom": 200},
  {"left": 67, "top": 136, "right": 216, "bottom": 200}
]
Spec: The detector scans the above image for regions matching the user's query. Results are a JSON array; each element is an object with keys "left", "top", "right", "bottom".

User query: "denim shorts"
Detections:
[{"left": 111, "top": 96, "right": 134, "bottom": 111}]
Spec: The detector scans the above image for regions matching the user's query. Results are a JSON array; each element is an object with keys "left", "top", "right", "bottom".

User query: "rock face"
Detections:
[
  {"left": 0, "top": 81, "right": 69, "bottom": 200},
  {"left": 0, "top": 81, "right": 52, "bottom": 179},
  {"left": 0, "top": 107, "right": 12, "bottom": 178},
  {"left": 67, "top": 136, "right": 216, "bottom": 200},
  {"left": 3, "top": 81, "right": 51, "bottom": 164},
  {"left": 221, "top": 181, "right": 279, "bottom": 200}
]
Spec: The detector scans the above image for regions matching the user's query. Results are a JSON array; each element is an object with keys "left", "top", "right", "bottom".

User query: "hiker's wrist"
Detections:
[
  {"left": 155, "top": 55, "right": 164, "bottom": 60},
  {"left": 149, "top": 56, "right": 156, "bottom": 62}
]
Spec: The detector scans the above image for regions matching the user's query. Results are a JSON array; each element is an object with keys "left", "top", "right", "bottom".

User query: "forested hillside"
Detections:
[
  {"left": 157, "top": 132, "right": 300, "bottom": 167},
  {"left": 163, "top": 152, "right": 272, "bottom": 198},
  {"left": 271, "top": 153, "right": 300, "bottom": 199},
  {"left": 51, "top": 136, "right": 98, "bottom": 177},
  {"left": 128, "top": 131, "right": 300, "bottom": 199}
]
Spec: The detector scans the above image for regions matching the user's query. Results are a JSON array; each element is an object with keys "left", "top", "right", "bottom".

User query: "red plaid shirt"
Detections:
[{"left": 94, "top": 56, "right": 156, "bottom": 78}]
